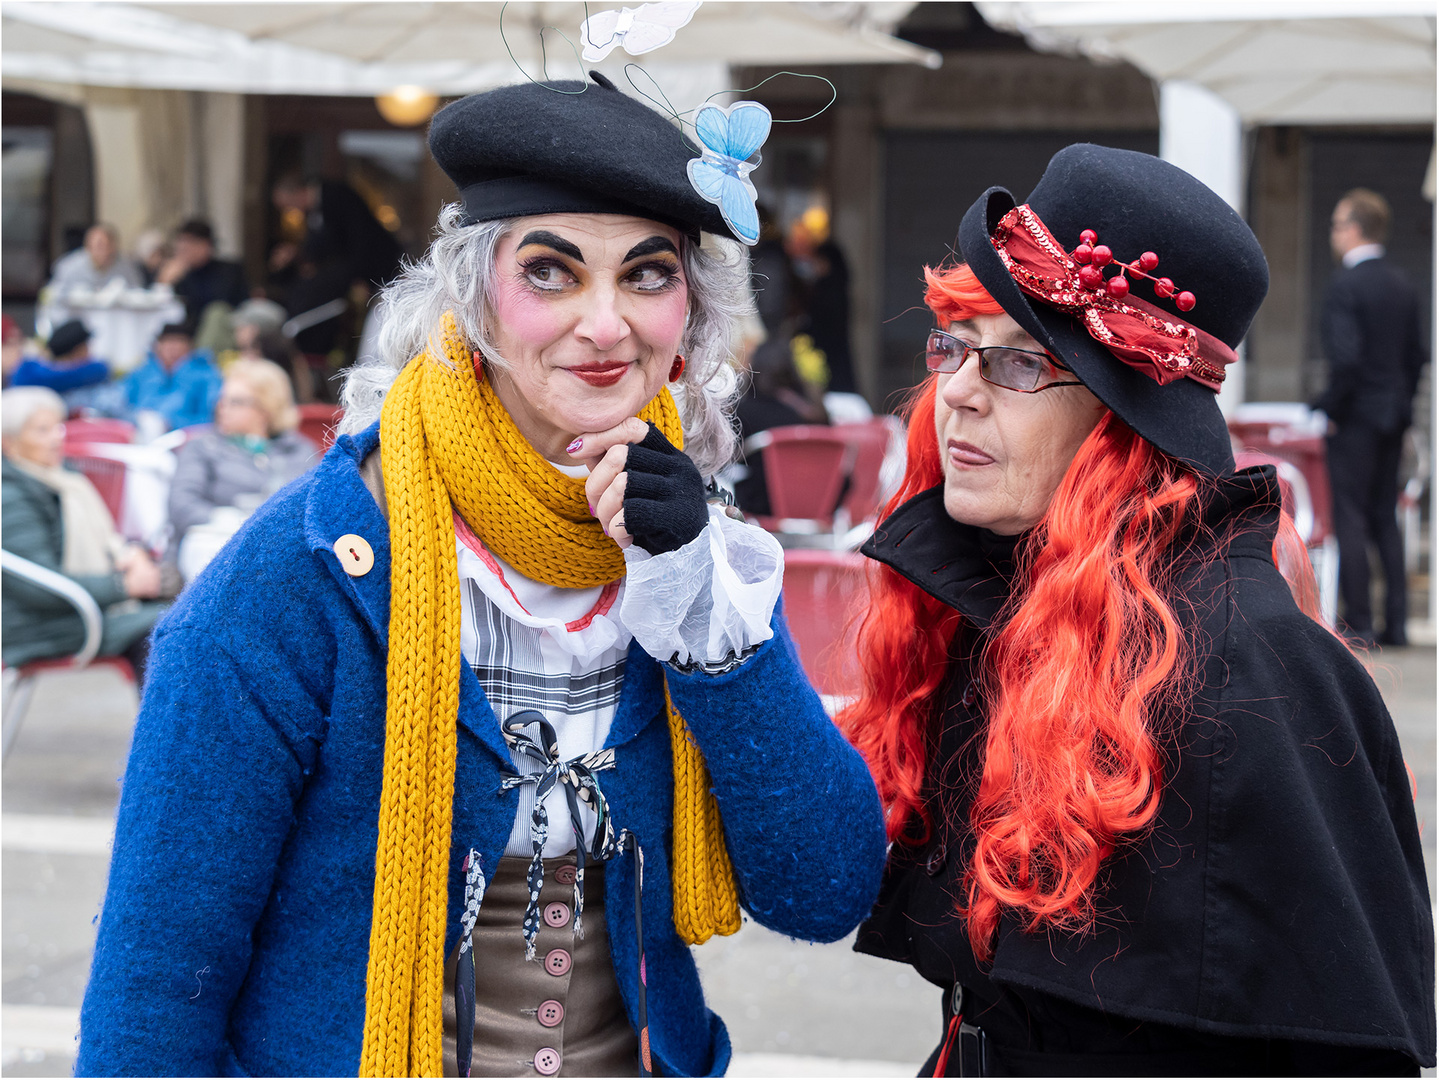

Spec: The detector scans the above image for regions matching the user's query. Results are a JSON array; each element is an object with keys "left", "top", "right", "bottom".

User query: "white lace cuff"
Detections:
[{"left": 620, "top": 504, "right": 783, "bottom": 667}]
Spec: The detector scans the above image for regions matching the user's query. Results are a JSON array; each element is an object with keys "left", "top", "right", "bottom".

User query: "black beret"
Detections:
[
  {"left": 958, "top": 144, "right": 1269, "bottom": 474},
  {"left": 47, "top": 319, "right": 91, "bottom": 359},
  {"left": 428, "top": 72, "right": 728, "bottom": 242}
]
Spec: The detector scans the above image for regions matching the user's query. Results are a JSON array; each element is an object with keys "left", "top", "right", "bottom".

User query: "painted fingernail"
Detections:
[
  {"left": 587, "top": 502, "right": 595, "bottom": 515},
  {"left": 566, "top": 437, "right": 583, "bottom": 454}
]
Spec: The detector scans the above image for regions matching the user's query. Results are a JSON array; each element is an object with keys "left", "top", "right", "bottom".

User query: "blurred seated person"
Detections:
[
  {"left": 47, "top": 224, "right": 142, "bottom": 295},
  {"left": 133, "top": 229, "right": 169, "bottom": 289},
  {"left": 167, "top": 358, "right": 319, "bottom": 570},
  {"left": 11, "top": 321, "right": 110, "bottom": 404},
  {"left": 2, "top": 316, "right": 28, "bottom": 389},
  {"left": 155, "top": 219, "right": 249, "bottom": 326},
  {"left": 120, "top": 323, "right": 222, "bottom": 432},
  {"left": 230, "top": 298, "right": 287, "bottom": 354},
  {"left": 1, "top": 387, "right": 175, "bottom": 683},
  {"left": 227, "top": 298, "right": 309, "bottom": 401},
  {"left": 733, "top": 336, "right": 830, "bottom": 517}
]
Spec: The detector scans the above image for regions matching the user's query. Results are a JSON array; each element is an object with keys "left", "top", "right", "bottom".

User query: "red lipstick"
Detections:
[{"left": 569, "top": 362, "right": 630, "bottom": 388}]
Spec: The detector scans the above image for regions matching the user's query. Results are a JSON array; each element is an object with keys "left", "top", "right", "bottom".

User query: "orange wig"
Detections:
[{"left": 839, "top": 263, "right": 1322, "bottom": 961}]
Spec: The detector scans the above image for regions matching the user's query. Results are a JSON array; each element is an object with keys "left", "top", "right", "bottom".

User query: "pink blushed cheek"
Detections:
[
  {"left": 641, "top": 290, "right": 688, "bottom": 352},
  {"left": 492, "top": 280, "right": 567, "bottom": 350}
]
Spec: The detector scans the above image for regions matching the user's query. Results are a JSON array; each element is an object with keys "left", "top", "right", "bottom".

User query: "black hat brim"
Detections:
[{"left": 957, "top": 187, "right": 1234, "bottom": 475}]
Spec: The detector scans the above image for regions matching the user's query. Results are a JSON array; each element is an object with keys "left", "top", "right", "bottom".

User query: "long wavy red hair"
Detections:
[{"left": 839, "top": 264, "right": 1322, "bottom": 961}]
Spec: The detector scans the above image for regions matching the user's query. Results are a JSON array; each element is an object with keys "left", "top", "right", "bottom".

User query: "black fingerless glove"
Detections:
[{"left": 623, "top": 422, "right": 709, "bottom": 555}]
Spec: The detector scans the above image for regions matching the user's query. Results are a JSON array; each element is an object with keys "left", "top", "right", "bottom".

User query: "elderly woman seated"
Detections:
[
  {"left": 167, "top": 358, "right": 319, "bottom": 577},
  {"left": 1, "top": 387, "right": 172, "bottom": 682}
]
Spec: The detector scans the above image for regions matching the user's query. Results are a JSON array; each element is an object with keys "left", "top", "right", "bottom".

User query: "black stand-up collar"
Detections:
[
  {"left": 860, "top": 467, "right": 1286, "bottom": 633},
  {"left": 859, "top": 486, "right": 1021, "bottom": 633}
]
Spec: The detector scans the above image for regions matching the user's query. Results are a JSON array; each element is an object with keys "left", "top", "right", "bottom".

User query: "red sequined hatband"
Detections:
[{"left": 990, "top": 205, "right": 1235, "bottom": 390}]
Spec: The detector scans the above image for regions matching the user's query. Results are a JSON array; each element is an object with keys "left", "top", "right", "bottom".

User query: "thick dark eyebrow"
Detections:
[
  {"left": 517, "top": 230, "right": 584, "bottom": 263},
  {"left": 623, "top": 236, "right": 679, "bottom": 262}
]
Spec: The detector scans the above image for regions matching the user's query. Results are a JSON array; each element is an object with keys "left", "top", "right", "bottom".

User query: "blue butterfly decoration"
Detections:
[{"left": 685, "top": 101, "right": 772, "bottom": 246}]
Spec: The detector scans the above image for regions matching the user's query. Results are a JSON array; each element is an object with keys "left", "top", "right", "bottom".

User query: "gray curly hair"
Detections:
[{"left": 339, "top": 205, "right": 751, "bottom": 478}]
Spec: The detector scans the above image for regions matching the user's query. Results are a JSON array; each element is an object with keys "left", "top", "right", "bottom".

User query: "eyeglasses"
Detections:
[
  {"left": 218, "top": 393, "right": 261, "bottom": 410},
  {"left": 925, "top": 329, "right": 1082, "bottom": 394}
]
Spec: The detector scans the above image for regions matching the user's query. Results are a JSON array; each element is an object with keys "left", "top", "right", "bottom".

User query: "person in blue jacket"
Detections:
[
  {"left": 77, "top": 74, "right": 885, "bottom": 1078},
  {"left": 119, "top": 322, "right": 222, "bottom": 431},
  {"left": 10, "top": 319, "right": 110, "bottom": 401}
]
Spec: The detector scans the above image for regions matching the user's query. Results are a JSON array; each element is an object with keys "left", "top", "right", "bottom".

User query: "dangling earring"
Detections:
[{"left": 670, "top": 355, "right": 686, "bottom": 382}]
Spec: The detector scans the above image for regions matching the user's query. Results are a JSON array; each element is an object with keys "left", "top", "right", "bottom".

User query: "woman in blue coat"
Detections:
[{"left": 77, "top": 75, "right": 885, "bottom": 1078}]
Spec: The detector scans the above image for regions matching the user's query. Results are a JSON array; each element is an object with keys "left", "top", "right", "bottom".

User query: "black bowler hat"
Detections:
[
  {"left": 958, "top": 144, "right": 1269, "bottom": 474},
  {"left": 429, "top": 72, "right": 728, "bottom": 242},
  {"left": 47, "top": 319, "right": 91, "bottom": 359}
]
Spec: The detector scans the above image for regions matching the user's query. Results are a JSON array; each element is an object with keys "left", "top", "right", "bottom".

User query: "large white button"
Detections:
[{"left": 333, "top": 534, "right": 374, "bottom": 577}]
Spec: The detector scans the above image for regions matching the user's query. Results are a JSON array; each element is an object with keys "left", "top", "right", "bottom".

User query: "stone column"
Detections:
[
  {"left": 1160, "top": 79, "right": 1246, "bottom": 415},
  {"left": 200, "top": 92, "right": 246, "bottom": 259}
]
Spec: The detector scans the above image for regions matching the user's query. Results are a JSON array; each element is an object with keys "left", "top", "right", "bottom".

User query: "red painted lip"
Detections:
[
  {"left": 947, "top": 439, "right": 995, "bottom": 467},
  {"left": 569, "top": 362, "right": 631, "bottom": 388}
]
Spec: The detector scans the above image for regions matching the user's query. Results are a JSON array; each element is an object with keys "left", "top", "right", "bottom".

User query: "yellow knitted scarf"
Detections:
[{"left": 360, "top": 318, "right": 740, "bottom": 1077}]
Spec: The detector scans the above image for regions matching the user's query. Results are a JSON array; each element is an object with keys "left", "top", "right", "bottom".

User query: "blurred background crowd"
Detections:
[
  {"left": 0, "top": 2, "right": 1433, "bottom": 1073},
  {"left": 0, "top": 0, "right": 1433, "bottom": 774}
]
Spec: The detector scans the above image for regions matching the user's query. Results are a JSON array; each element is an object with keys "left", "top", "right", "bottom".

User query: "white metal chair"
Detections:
[{"left": 1, "top": 549, "right": 131, "bottom": 762}]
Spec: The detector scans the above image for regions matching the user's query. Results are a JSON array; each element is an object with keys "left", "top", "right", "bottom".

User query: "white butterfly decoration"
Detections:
[
  {"left": 685, "top": 101, "right": 772, "bottom": 246},
  {"left": 580, "top": 1, "right": 702, "bottom": 62}
]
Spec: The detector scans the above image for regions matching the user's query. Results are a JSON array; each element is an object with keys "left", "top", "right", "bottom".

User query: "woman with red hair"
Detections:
[{"left": 842, "top": 144, "right": 1432, "bottom": 1075}]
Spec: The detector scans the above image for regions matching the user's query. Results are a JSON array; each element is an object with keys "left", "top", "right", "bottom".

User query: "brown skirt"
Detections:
[{"left": 443, "top": 855, "right": 639, "bottom": 1077}]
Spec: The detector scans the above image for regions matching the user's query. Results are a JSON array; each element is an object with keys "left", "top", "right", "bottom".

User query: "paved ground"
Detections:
[{"left": 3, "top": 640, "right": 1434, "bottom": 1076}]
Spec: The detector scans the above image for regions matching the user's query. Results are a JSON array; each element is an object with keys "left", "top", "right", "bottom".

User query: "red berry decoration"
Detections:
[
  {"left": 1138, "top": 251, "right": 1159, "bottom": 271},
  {"left": 1154, "top": 277, "right": 1175, "bottom": 299},
  {"left": 1079, "top": 229, "right": 1098, "bottom": 245},
  {"left": 1078, "top": 265, "right": 1104, "bottom": 290},
  {"left": 1090, "top": 244, "right": 1113, "bottom": 267},
  {"left": 1175, "top": 291, "right": 1196, "bottom": 312},
  {"left": 1073, "top": 244, "right": 1094, "bottom": 264},
  {"left": 1106, "top": 275, "right": 1130, "bottom": 299}
]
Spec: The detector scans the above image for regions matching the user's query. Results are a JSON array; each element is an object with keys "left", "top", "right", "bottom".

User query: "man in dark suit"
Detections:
[
  {"left": 270, "top": 174, "right": 402, "bottom": 299},
  {"left": 269, "top": 175, "right": 403, "bottom": 399},
  {"left": 1314, "top": 188, "right": 1428, "bottom": 647}
]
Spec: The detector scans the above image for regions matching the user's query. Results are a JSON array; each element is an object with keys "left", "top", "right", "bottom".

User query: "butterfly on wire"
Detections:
[
  {"left": 581, "top": 1, "right": 702, "bottom": 62},
  {"left": 685, "top": 101, "right": 772, "bottom": 246}
]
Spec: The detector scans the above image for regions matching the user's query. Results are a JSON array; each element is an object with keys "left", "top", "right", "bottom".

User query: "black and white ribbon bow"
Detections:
[
  {"left": 498, "top": 710, "right": 619, "bottom": 960},
  {"left": 454, "top": 849, "right": 487, "bottom": 1078}
]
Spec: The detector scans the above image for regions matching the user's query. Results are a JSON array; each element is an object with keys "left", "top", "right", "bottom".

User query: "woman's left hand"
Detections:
[{"left": 572, "top": 418, "right": 708, "bottom": 554}]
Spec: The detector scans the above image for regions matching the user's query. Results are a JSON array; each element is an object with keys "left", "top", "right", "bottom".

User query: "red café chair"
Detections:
[
  {"left": 298, "top": 403, "right": 345, "bottom": 452},
  {"left": 779, "top": 548, "right": 870, "bottom": 701},
  {"left": 1, "top": 550, "right": 135, "bottom": 763},
  {"left": 62, "top": 417, "right": 135, "bottom": 445},
  {"left": 61, "top": 447, "right": 127, "bottom": 525},
  {"left": 832, "top": 419, "right": 893, "bottom": 535},
  {"left": 744, "top": 425, "right": 851, "bottom": 535}
]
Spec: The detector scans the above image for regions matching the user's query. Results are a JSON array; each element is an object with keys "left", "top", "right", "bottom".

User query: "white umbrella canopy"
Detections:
[
  {"left": 975, "top": 1, "right": 1435, "bottom": 125},
  {"left": 1, "top": 1, "right": 939, "bottom": 96}
]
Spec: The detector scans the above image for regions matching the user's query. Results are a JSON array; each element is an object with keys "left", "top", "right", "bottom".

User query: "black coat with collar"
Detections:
[{"left": 854, "top": 469, "right": 1434, "bottom": 1073}]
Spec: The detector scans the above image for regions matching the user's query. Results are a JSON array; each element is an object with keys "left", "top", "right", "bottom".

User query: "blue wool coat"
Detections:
[{"left": 76, "top": 423, "right": 886, "bottom": 1078}]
